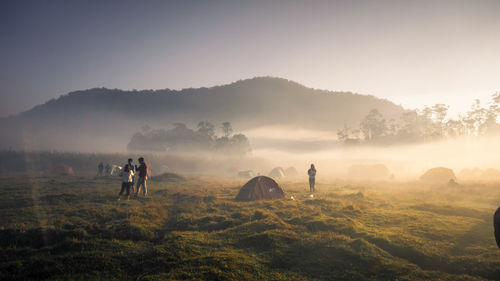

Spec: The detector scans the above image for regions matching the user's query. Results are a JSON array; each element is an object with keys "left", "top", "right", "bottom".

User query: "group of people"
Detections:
[
  {"left": 117, "top": 157, "right": 149, "bottom": 201},
  {"left": 97, "top": 162, "right": 112, "bottom": 176}
]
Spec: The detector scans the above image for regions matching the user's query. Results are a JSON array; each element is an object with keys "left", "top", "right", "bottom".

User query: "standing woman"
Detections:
[
  {"left": 126, "top": 158, "right": 135, "bottom": 193},
  {"left": 118, "top": 164, "right": 134, "bottom": 201},
  {"left": 308, "top": 164, "right": 317, "bottom": 193}
]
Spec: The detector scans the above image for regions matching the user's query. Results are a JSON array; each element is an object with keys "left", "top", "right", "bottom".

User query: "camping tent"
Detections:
[
  {"left": 235, "top": 176, "right": 285, "bottom": 201},
  {"left": 285, "top": 166, "right": 299, "bottom": 177},
  {"left": 150, "top": 172, "right": 185, "bottom": 182},
  {"left": 52, "top": 164, "right": 75, "bottom": 176},
  {"left": 494, "top": 207, "right": 500, "bottom": 248},
  {"left": 269, "top": 167, "right": 285, "bottom": 178},
  {"left": 420, "top": 167, "right": 457, "bottom": 184}
]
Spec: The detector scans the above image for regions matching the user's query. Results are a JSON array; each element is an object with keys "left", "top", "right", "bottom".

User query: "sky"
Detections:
[{"left": 1, "top": 0, "right": 499, "bottom": 118}]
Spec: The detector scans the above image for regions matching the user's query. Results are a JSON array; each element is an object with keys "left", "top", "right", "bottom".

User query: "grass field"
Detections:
[{"left": 1, "top": 174, "right": 500, "bottom": 280}]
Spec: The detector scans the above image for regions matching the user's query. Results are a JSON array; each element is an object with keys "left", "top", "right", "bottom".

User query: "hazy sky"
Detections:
[{"left": 1, "top": 0, "right": 499, "bottom": 117}]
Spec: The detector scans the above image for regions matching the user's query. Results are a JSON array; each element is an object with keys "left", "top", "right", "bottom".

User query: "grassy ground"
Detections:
[{"left": 1, "top": 175, "right": 500, "bottom": 280}]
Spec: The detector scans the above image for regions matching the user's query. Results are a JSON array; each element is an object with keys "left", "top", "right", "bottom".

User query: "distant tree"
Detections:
[
  {"left": 463, "top": 100, "right": 487, "bottom": 136},
  {"left": 222, "top": 122, "right": 233, "bottom": 138},
  {"left": 360, "top": 109, "right": 386, "bottom": 141},
  {"left": 197, "top": 121, "right": 215, "bottom": 139},
  {"left": 399, "top": 110, "right": 422, "bottom": 141},
  {"left": 386, "top": 118, "right": 400, "bottom": 137},
  {"left": 230, "top": 133, "right": 252, "bottom": 154},
  {"left": 431, "top": 104, "right": 449, "bottom": 138},
  {"left": 337, "top": 124, "right": 361, "bottom": 145},
  {"left": 481, "top": 93, "right": 500, "bottom": 135},
  {"left": 444, "top": 118, "right": 464, "bottom": 138},
  {"left": 420, "top": 106, "right": 433, "bottom": 141},
  {"left": 337, "top": 124, "right": 349, "bottom": 143},
  {"left": 127, "top": 121, "right": 251, "bottom": 155}
]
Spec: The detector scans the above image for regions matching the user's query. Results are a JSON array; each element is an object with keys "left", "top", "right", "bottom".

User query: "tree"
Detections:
[
  {"left": 463, "top": 100, "right": 487, "bottom": 136},
  {"left": 360, "top": 109, "right": 386, "bottom": 141},
  {"left": 337, "top": 124, "right": 361, "bottom": 145},
  {"left": 481, "top": 93, "right": 500, "bottom": 135},
  {"left": 444, "top": 119, "right": 464, "bottom": 137},
  {"left": 197, "top": 121, "right": 215, "bottom": 139},
  {"left": 420, "top": 106, "right": 433, "bottom": 141},
  {"left": 128, "top": 121, "right": 251, "bottom": 154},
  {"left": 386, "top": 118, "right": 400, "bottom": 137},
  {"left": 431, "top": 104, "right": 448, "bottom": 138},
  {"left": 222, "top": 122, "right": 233, "bottom": 138},
  {"left": 399, "top": 110, "right": 422, "bottom": 141},
  {"left": 337, "top": 124, "right": 349, "bottom": 143}
]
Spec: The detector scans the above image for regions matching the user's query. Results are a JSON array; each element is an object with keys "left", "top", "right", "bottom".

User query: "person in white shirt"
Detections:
[{"left": 118, "top": 163, "right": 134, "bottom": 201}]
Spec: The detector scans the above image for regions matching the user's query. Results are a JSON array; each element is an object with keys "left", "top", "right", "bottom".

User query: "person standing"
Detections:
[
  {"left": 126, "top": 158, "right": 135, "bottom": 193},
  {"left": 105, "top": 164, "right": 111, "bottom": 176},
  {"left": 118, "top": 164, "right": 134, "bottom": 201},
  {"left": 135, "top": 157, "right": 149, "bottom": 197},
  {"left": 97, "top": 162, "right": 104, "bottom": 176},
  {"left": 308, "top": 164, "right": 317, "bottom": 193}
]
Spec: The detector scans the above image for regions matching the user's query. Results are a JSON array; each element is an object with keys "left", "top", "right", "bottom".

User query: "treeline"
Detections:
[
  {"left": 127, "top": 121, "right": 251, "bottom": 155},
  {"left": 338, "top": 93, "right": 500, "bottom": 145}
]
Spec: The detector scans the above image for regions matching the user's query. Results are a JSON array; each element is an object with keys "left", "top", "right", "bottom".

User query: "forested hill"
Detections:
[{"left": 0, "top": 77, "right": 405, "bottom": 151}]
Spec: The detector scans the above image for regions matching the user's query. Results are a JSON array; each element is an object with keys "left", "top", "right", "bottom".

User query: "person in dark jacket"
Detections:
[
  {"left": 97, "top": 162, "right": 104, "bottom": 176},
  {"left": 308, "top": 164, "right": 317, "bottom": 193},
  {"left": 105, "top": 164, "right": 111, "bottom": 176},
  {"left": 135, "top": 157, "right": 149, "bottom": 197}
]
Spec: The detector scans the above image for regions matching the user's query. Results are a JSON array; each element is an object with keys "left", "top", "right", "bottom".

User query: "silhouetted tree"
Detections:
[
  {"left": 127, "top": 121, "right": 251, "bottom": 155},
  {"left": 431, "top": 104, "right": 449, "bottom": 138},
  {"left": 480, "top": 93, "right": 500, "bottom": 135},
  {"left": 197, "top": 121, "right": 215, "bottom": 139},
  {"left": 360, "top": 109, "right": 386, "bottom": 141},
  {"left": 222, "top": 122, "right": 233, "bottom": 138},
  {"left": 337, "top": 124, "right": 361, "bottom": 145}
]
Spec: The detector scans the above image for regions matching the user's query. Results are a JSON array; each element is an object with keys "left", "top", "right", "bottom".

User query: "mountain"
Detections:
[{"left": 0, "top": 77, "right": 405, "bottom": 152}]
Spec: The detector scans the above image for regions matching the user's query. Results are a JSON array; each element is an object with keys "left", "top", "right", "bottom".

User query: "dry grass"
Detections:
[{"left": 0, "top": 175, "right": 499, "bottom": 280}]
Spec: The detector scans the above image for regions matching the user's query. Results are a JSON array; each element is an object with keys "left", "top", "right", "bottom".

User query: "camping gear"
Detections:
[
  {"left": 235, "top": 176, "right": 285, "bottom": 201},
  {"left": 420, "top": 167, "right": 457, "bottom": 184},
  {"left": 285, "top": 166, "right": 298, "bottom": 177},
  {"left": 268, "top": 167, "right": 285, "bottom": 178}
]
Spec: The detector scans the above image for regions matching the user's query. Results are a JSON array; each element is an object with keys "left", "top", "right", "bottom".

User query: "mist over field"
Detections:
[
  {"left": 2, "top": 1, "right": 500, "bottom": 280},
  {"left": 2, "top": 79, "right": 500, "bottom": 182}
]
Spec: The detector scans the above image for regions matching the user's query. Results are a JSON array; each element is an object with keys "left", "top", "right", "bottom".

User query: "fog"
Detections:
[
  {"left": 246, "top": 127, "right": 500, "bottom": 181},
  {"left": 7, "top": 122, "right": 500, "bottom": 182}
]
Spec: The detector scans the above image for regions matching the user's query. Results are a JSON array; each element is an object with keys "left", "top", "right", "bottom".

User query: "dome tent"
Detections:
[
  {"left": 269, "top": 167, "right": 285, "bottom": 178},
  {"left": 420, "top": 167, "right": 457, "bottom": 184},
  {"left": 285, "top": 166, "right": 299, "bottom": 177},
  {"left": 235, "top": 176, "right": 285, "bottom": 201}
]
